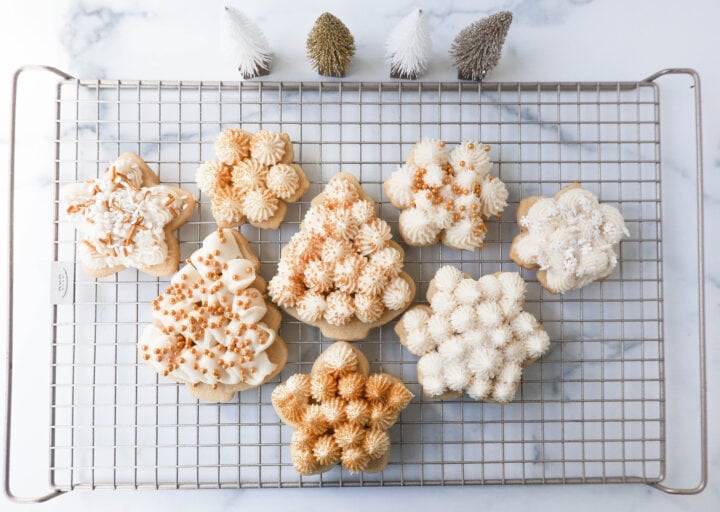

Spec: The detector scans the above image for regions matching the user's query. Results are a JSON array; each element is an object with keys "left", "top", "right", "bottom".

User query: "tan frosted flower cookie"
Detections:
[
  {"left": 384, "top": 138, "right": 508, "bottom": 251},
  {"left": 272, "top": 341, "right": 413, "bottom": 476},
  {"left": 138, "top": 228, "right": 287, "bottom": 402},
  {"left": 61, "top": 153, "right": 196, "bottom": 277},
  {"left": 196, "top": 128, "right": 310, "bottom": 229},
  {"left": 395, "top": 266, "right": 550, "bottom": 404},
  {"left": 510, "top": 183, "right": 629, "bottom": 294},
  {"left": 268, "top": 172, "right": 416, "bottom": 340}
]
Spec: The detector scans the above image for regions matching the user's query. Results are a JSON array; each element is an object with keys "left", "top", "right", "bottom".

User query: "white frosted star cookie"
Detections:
[{"left": 61, "top": 153, "right": 196, "bottom": 277}]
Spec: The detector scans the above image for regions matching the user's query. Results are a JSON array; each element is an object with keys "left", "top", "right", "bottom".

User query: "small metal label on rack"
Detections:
[{"left": 51, "top": 262, "right": 74, "bottom": 304}]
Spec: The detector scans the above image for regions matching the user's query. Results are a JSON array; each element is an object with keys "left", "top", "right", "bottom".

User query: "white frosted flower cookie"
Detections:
[
  {"left": 384, "top": 138, "right": 508, "bottom": 251},
  {"left": 196, "top": 128, "right": 310, "bottom": 229},
  {"left": 61, "top": 153, "right": 196, "bottom": 277},
  {"left": 138, "top": 228, "right": 287, "bottom": 402},
  {"left": 268, "top": 172, "right": 416, "bottom": 340},
  {"left": 510, "top": 183, "right": 630, "bottom": 294},
  {"left": 272, "top": 342, "right": 413, "bottom": 475},
  {"left": 395, "top": 266, "right": 551, "bottom": 404}
]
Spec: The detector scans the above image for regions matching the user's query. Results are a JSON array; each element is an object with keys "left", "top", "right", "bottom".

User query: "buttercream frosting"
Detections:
[{"left": 250, "top": 130, "right": 287, "bottom": 166}]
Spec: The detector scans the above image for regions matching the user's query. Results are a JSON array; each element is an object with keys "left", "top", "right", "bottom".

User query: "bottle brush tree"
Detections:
[
  {"left": 451, "top": 11, "right": 513, "bottom": 81},
  {"left": 386, "top": 8, "right": 431, "bottom": 80},
  {"left": 224, "top": 6, "right": 271, "bottom": 78},
  {"left": 306, "top": 12, "right": 356, "bottom": 77}
]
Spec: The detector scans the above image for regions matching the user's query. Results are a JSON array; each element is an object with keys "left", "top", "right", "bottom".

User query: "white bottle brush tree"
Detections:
[
  {"left": 223, "top": 6, "right": 271, "bottom": 78},
  {"left": 386, "top": 8, "right": 431, "bottom": 80}
]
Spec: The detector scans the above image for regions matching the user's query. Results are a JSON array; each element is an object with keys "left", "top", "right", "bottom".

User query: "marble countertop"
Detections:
[{"left": 0, "top": 0, "right": 718, "bottom": 510}]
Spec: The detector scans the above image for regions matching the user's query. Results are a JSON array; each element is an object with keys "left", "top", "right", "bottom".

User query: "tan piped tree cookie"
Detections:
[
  {"left": 272, "top": 342, "right": 413, "bottom": 475},
  {"left": 268, "top": 172, "right": 416, "bottom": 341},
  {"left": 138, "top": 228, "right": 287, "bottom": 402},
  {"left": 509, "top": 183, "right": 629, "bottom": 294},
  {"left": 61, "top": 153, "right": 196, "bottom": 277},
  {"left": 384, "top": 138, "right": 508, "bottom": 251},
  {"left": 196, "top": 128, "right": 310, "bottom": 230},
  {"left": 395, "top": 266, "right": 550, "bottom": 404}
]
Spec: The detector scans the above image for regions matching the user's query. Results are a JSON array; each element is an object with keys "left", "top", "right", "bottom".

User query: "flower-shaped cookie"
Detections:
[
  {"left": 395, "top": 266, "right": 550, "bottom": 404},
  {"left": 272, "top": 342, "right": 413, "bottom": 475},
  {"left": 138, "top": 228, "right": 287, "bottom": 402},
  {"left": 61, "top": 153, "right": 196, "bottom": 277},
  {"left": 384, "top": 138, "right": 508, "bottom": 251},
  {"left": 268, "top": 172, "right": 416, "bottom": 340},
  {"left": 196, "top": 128, "right": 310, "bottom": 229},
  {"left": 510, "top": 183, "right": 629, "bottom": 294}
]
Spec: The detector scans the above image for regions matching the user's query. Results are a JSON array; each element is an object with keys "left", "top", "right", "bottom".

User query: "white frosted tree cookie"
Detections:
[
  {"left": 196, "top": 128, "right": 310, "bottom": 229},
  {"left": 384, "top": 138, "right": 508, "bottom": 251},
  {"left": 138, "top": 228, "right": 287, "bottom": 402},
  {"left": 268, "top": 172, "right": 416, "bottom": 341},
  {"left": 61, "top": 153, "right": 196, "bottom": 277},
  {"left": 395, "top": 266, "right": 550, "bottom": 404},
  {"left": 272, "top": 341, "right": 413, "bottom": 476},
  {"left": 510, "top": 183, "right": 630, "bottom": 294}
]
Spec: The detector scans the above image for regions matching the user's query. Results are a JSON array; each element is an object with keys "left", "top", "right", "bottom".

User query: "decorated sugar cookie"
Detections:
[
  {"left": 384, "top": 138, "right": 508, "bottom": 251},
  {"left": 396, "top": 266, "right": 550, "bottom": 404},
  {"left": 272, "top": 342, "right": 413, "bottom": 475},
  {"left": 510, "top": 183, "right": 629, "bottom": 294},
  {"left": 268, "top": 173, "right": 416, "bottom": 340},
  {"left": 196, "top": 128, "right": 309, "bottom": 229},
  {"left": 61, "top": 153, "right": 196, "bottom": 277},
  {"left": 138, "top": 228, "right": 287, "bottom": 402}
]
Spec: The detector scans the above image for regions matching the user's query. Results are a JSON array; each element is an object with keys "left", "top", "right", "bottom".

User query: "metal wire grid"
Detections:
[{"left": 43, "top": 78, "right": 665, "bottom": 490}]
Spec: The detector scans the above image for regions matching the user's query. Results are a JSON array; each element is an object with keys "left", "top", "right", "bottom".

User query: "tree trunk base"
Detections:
[{"left": 241, "top": 64, "right": 271, "bottom": 79}]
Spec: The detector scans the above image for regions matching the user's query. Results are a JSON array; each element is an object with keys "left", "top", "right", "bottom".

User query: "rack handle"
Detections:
[
  {"left": 4, "top": 66, "right": 72, "bottom": 504},
  {"left": 642, "top": 68, "right": 707, "bottom": 495}
]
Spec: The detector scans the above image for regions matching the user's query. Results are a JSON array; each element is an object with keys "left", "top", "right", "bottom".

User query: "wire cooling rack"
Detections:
[{"left": 4, "top": 67, "right": 707, "bottom": 501}]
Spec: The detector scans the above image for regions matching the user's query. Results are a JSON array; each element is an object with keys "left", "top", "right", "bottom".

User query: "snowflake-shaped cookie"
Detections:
[
  {"left": 139, "top": 228, "right": 287, "bottom": 402},
  {"left": 510, "top": 183, "right": 629, "bottom": 294},
  {"left": 268, "top": 172, "right": 416, "bottom": 340},
  {"left": 196, "top": 128, "right": 310, "bottom": 229},
  {"left": 61, "top": 153, "right": 196, "bottom": 277},
  {"left": 272, "top": 342, "right": 413, "bottom": 475},
  {"left": 395, "top": 266, "right": 550, "bottom": 404},
  {"left": 384, "top": 138, "right": 508, "bottom": 251}
]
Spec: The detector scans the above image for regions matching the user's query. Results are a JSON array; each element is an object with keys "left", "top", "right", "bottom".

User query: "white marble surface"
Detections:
[{"left": 0, "top": 0, "right": 718, "bottom": 510}]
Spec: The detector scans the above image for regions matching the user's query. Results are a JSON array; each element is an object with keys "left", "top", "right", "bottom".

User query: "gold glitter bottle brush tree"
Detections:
[{"left": 306, "top": 12, "right": 356, "bottom": 77}]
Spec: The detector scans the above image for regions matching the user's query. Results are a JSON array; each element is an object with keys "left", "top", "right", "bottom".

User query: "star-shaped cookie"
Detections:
[
  {"left": 61, "top": 153, "right": 196, "bottom": 277},
  {"left": 272, "top": 341, "right": 413, "bottom": 475}
]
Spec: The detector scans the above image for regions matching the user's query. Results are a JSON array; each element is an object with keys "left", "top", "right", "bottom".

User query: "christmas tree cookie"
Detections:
[{"left": 268, "top": 173, "right": 415, "bottom": 340}]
